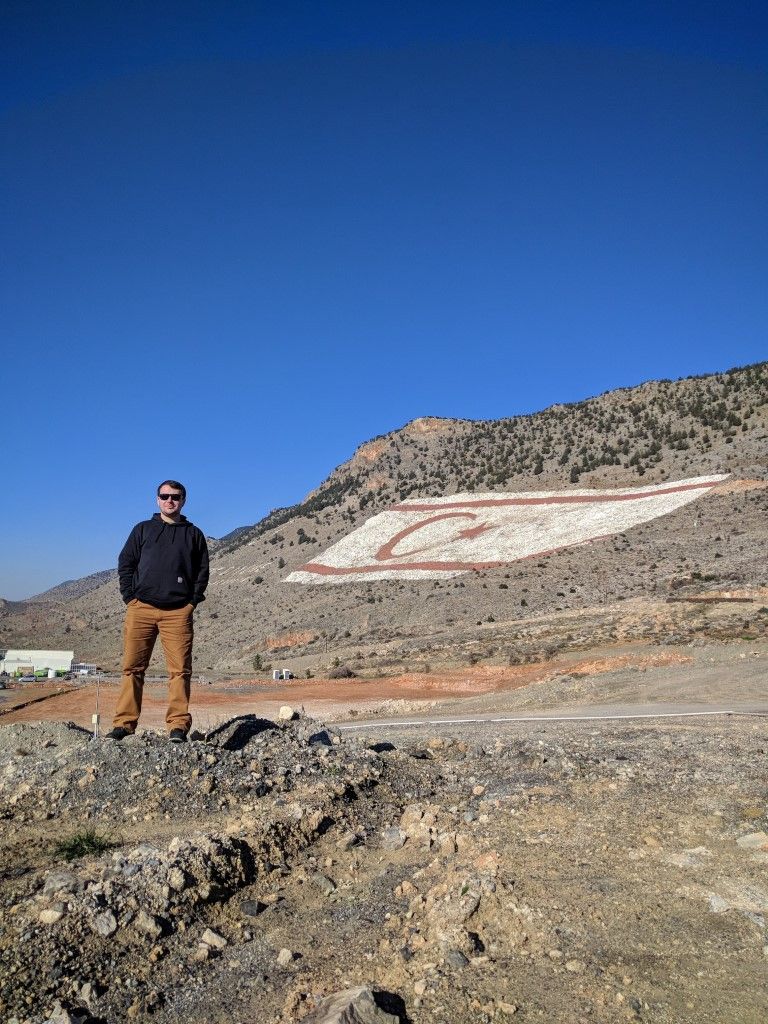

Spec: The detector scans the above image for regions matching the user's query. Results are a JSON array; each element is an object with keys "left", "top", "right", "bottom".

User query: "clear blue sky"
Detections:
[{"left": 2, "top": 1, "right": 766, "bottom": 600}]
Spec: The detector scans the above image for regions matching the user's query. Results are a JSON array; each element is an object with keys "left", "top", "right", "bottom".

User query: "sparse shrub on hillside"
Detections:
[{"left": 328, "top": 664, "right": 356, "bottom": 679}]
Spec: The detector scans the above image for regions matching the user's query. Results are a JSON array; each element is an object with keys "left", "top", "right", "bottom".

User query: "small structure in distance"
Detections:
[
  {"left": 272, "top": 669, "right": 294, "bottom": 681},
  {"left": 0, "top": 649, "right": 75, "bottom": 677}
]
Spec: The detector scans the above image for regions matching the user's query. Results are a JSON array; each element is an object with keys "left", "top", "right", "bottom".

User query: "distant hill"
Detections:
[
  {"left": 27, "top": 536, "right": 227, "bottom": 603},
  {"left": 28, "top": 568, "right": 118, "bottom": 603},
  {"left": 2, "top": 361, "right": 767, "bottom": 673}
]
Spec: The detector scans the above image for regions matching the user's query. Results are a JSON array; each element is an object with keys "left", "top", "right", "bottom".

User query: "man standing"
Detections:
[{"left": 107, "top": 480, "right": 209, "bottom": 743}]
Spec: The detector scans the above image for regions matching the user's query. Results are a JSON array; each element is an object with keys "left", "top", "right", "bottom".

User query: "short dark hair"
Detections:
[{"left": 157, "top": 479, "right": 186, "bottom": 500}]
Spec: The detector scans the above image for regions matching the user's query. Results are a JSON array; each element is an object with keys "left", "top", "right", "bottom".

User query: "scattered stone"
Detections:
[
  {"left": 200, "top": 927, "right": 227, "bottom": 949},
  {"left": 663, "top": 846, "right": 712, "bottom": 868},
  {"left": 41, "top": 1000, "right": 85, "bottom": 1024},
  {"left": 79, "top": 982, "right": 101, "bottom": 1008},
  {"left": 90, "top": 910, "right": 118, "bottom": 937},
  {"left": 408, "top": 749, "right": 434, "bottom": 760},
  {"left": 706, "top": 881, "right": 768, "bottom": 914},
  {"left": 336, "top": 831, "right": 360, "bottom": 851},
  {"left": 309, "top": 729, "right": 334, "bottom": 746},
  {"left": 277, "top": 947, "right": 296, "bottom": 966},
  {"left": 496, "top": 1002, "right": 518, "bottom": 1015},
  {"left": 312, "top": 872, "right": 337, "bottom": 895},
  {"left": 42, "top": 871, "right": 81, "bottom": 897},
  {"left": 381, "top": 827, "right": 407, "bottom": 850},
  {"left": 445, "top": 948, "right": 470, "bottom": 968},
  {"left": 39, "top": 907, "right": 65, "bottom": 925},
  {"left": 239, "top": 898, "right": 267, "bottom": 918},
  {"left": 278, "top": 705, "right": 297, "bottom": 722},
  {"left": 168, "top": 866, "right": 188, "bottom": 891},
  {"left": 302, "top": 985, "right": 401, "bottom": 1023},
  {"left": 134, "top": 910, "right": 165, "bottom": 939},
  {"left": 736, "top": 832, "right": 768, "bottom": 850},
  {"left": 394, "top": 879, "right": 418, "bottom": 899},
  {"left": 438, "top": 832, "right": 458, "bottom": 855}
]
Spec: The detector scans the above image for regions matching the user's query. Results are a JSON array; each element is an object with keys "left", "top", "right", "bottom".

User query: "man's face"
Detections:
[{"left": 157, "top": 486, "right": 186, "bottom": 520}]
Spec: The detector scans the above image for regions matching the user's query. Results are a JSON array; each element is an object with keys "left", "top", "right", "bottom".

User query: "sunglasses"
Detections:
[{"left": 158, "top": 493, "right": 183, "bottom": 501}]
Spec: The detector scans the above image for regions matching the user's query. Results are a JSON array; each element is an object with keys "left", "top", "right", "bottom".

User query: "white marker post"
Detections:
[{"left": 92, "top": 671, "right": 101, "bottom": 739}]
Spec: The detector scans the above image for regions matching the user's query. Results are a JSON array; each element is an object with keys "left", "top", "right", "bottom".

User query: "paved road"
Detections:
[{"left": 337, "top": 702, "right": 768, "bottom": 732}]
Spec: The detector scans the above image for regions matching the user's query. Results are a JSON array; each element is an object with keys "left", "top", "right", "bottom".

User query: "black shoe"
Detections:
[
  {"left": 169, "top": 729, "right": 187, "bottom": 743},
  {"left": 105, "top": 727, "right": 131, "bottom": 741}
]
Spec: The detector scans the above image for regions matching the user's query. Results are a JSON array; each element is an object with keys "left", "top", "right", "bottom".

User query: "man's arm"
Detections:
[
  {"left": 192, "top": 532, "right": 210, "bottom": 606},
  {"left": 117, "top": 524, "right": 142, "bottom": 604}
]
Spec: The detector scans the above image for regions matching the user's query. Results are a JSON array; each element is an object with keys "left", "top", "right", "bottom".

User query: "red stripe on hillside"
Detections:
[{"left": 390, "top": 479, "right": 719, "bottom": 513}]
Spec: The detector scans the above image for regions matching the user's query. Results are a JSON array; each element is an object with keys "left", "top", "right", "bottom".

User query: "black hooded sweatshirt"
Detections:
[{"left": 118, "top": 514, "right": 209, "bottom": 609}]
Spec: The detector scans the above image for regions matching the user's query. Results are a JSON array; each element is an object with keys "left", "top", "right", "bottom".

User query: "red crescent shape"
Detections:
[
  {"left": 374, "top": 512, "right": 477, "bottom": 562},
  {"left": 297, "top": 530, "right": 617, "bottom": 575}
]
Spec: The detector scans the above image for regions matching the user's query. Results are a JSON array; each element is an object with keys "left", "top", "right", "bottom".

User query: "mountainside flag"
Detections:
[{"left": 286, "top": 475, "right": 728, "bottom": 584}]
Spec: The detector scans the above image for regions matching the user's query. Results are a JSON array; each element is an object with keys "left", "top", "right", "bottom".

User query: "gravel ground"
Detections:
[{"left": 1, "top": 686, "right": 767, "bottom": 1024}]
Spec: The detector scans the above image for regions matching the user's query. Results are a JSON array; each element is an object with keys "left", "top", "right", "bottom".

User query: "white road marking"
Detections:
[{"left": 338, "top": 708, "right": 768, "bottom": 730}]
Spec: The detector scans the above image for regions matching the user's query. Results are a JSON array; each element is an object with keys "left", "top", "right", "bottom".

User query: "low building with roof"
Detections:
[{"left": 0, "top": 649, "right": 74, "bottom": 676}]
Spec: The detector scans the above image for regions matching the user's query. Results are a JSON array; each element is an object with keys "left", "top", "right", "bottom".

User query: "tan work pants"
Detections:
[{"left": 113, "top": 599, "right": 194, "bottom": 734}]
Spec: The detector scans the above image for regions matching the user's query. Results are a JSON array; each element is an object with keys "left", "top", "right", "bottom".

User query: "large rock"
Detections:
[{"left": 303, "top": 986, "right": 401, "bottom": 1024}]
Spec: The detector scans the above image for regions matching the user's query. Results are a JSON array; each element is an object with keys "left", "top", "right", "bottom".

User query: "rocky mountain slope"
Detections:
[{"left": 2, "top": 362, "right": 766, "bottom": 673}]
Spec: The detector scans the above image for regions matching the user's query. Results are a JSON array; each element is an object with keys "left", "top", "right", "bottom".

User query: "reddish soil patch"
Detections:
[
  {"left": 0, "top": 651, "right": 691, "bottom": 733},
  {"left": 0, "top": 683, "right": 75, "bottom": 715}
]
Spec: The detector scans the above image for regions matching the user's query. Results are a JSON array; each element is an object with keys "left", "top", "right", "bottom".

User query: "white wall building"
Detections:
[{"left": 0, "top": 649, "right": 74, "bottom": 675}]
